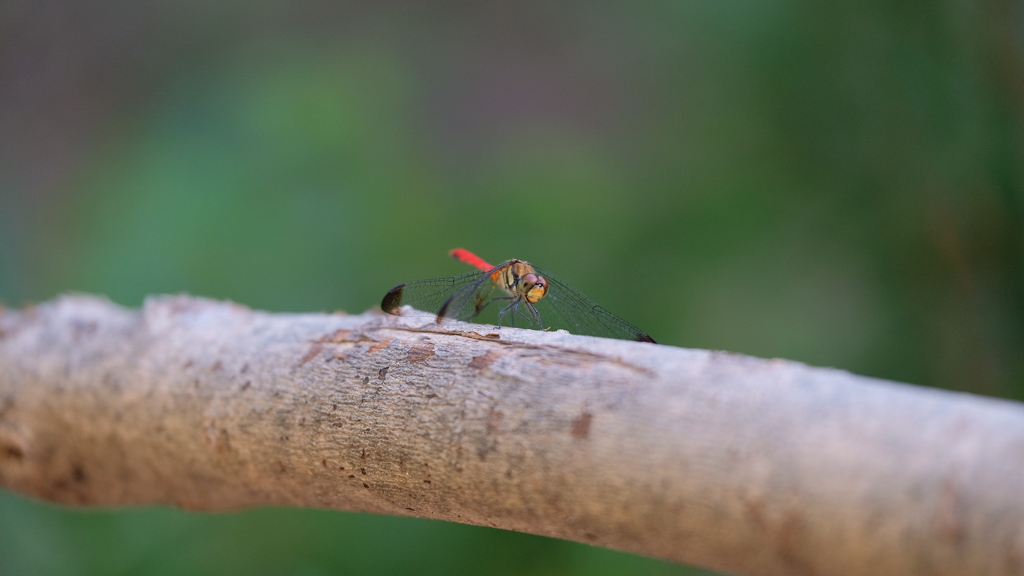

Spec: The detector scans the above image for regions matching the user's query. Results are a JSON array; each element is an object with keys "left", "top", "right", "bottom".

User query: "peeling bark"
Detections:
[{"left": 1, "top": 294, "right": 1022, "bottom": 576}]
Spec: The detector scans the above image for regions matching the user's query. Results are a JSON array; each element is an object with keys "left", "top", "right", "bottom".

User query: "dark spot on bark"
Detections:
[
  {"left": 212, "top": 428, "right": 231, "bottom": 453},
  {"left": 571, "top": 411, "right": 593, "bottom": 439},
  {"left": 362, "top": 376, "right": 369, "bottom": 385},
  {"left": 72, "top": 464, "right": 87, "bottom": 483},
  {"left": 423, "top": 479, "right": 431, "bottom": 484},
  {"left": 348, "top": 474, "right": 356, "bottom": 479},
  {"left": 280, "top": 435, "right": 289, "bottom": 441},
  {"left": 360, "top": 468, "right": 366, "bottom": 475},
  {"left": 584, "top": 532, "right": 598, "bottom": 541},
  {"left": 743, "top": 497, "right": 769, "bottom": 532},
  {"left": 1, "top": 443, "right": 24, "bottom": 461},
  {"left": 368, "top": 338, "right": 392, "bottom": 353},
  {"left": 777, "top": 510, "right": 814, "bottom": 574},
  {"left": 378, "top": 366, "right": 389, "bottom": 380},
  {"left": 332, "top": 422, "right": 344, "bottom": 428},
  {"left": 321, "top": 459, "right": 327, "bottom": 468},
  {"left": 339, "top": 466, "right": 345, "bottom": 470},
  {"left": 406, "top": 343, "right": 435, "bottom": 363},
  {"left": 241, "top": 381, "right": 252, "bottom": 391},
  {"left": 362, "top": 483, "right": 369, "bottom": 489},
  {"left": 406, "top": 508, "right": 415, "bottom": 511},
  {"left": 361, "top": 448, "right": 367, "bottom": 459},
  {"left": 240, "top": 363, "right": 249, "bottom": 373},
  {"left": 299, "top": 343, "right": 324, "bottom": 366},
  {"left": 487, "top": 409, "right": 505, "bottom": 433},
  {"left": 425, "top": 393, "right": 437, "bottom": 399},
  {"left": 476, "top": 442, "right": 497, "bottom": 461}
]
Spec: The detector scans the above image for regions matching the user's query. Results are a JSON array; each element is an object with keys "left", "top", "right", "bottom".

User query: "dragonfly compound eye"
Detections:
[{"left": 523, "top": 274, "right": 547, "bottom": 303}]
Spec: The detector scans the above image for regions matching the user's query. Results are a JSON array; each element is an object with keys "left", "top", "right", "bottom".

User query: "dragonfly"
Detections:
[{"left": 381, "top": 248, "right": 656, "bottom": 343}]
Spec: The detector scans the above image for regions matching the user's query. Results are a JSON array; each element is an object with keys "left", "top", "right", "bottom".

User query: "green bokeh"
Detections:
[{"left": 1, "top": 2, "right": 1021, "bottom": 575}]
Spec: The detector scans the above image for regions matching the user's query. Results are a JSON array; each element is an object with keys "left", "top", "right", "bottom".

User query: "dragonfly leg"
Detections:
[
  {"left": 524, "top": 301, "right": 544, "bottom": 330},
  {"left": 496, "top": 298, "right": 520, "bottom": 327},
  {"left": 511, "top": 302, "right": 537, "bottom": 328}
]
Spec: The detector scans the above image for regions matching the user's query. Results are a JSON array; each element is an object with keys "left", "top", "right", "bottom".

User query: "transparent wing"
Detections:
[
  {"left": 381, "top": 269, "right": 500, "bottom": 322},
  {"left": 531, "top": 266, "right": 656, "bottom": 343}
]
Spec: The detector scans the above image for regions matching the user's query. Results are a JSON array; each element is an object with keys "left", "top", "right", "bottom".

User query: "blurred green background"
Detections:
[{"left": 1, "top": 2, "right": 1022, "bottom": 575}]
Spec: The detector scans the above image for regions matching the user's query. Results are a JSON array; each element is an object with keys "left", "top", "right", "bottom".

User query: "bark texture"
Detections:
[{"left": 0, "top": 294, "right": 1022, "bottom": 576}]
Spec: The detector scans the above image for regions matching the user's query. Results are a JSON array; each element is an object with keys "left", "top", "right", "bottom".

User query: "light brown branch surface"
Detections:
[{"left": 1, "top": 295, "right": 1022, "bottom": 576}]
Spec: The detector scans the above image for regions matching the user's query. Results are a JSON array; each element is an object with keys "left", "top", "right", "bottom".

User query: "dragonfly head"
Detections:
[{"left": 521, "top": 273, "right": 548, "bottom": 304}]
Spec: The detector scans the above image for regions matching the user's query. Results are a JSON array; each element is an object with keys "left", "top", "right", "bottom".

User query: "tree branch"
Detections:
[{"left": 1, "top": 295, "right": 1022, "bottom": 576}]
